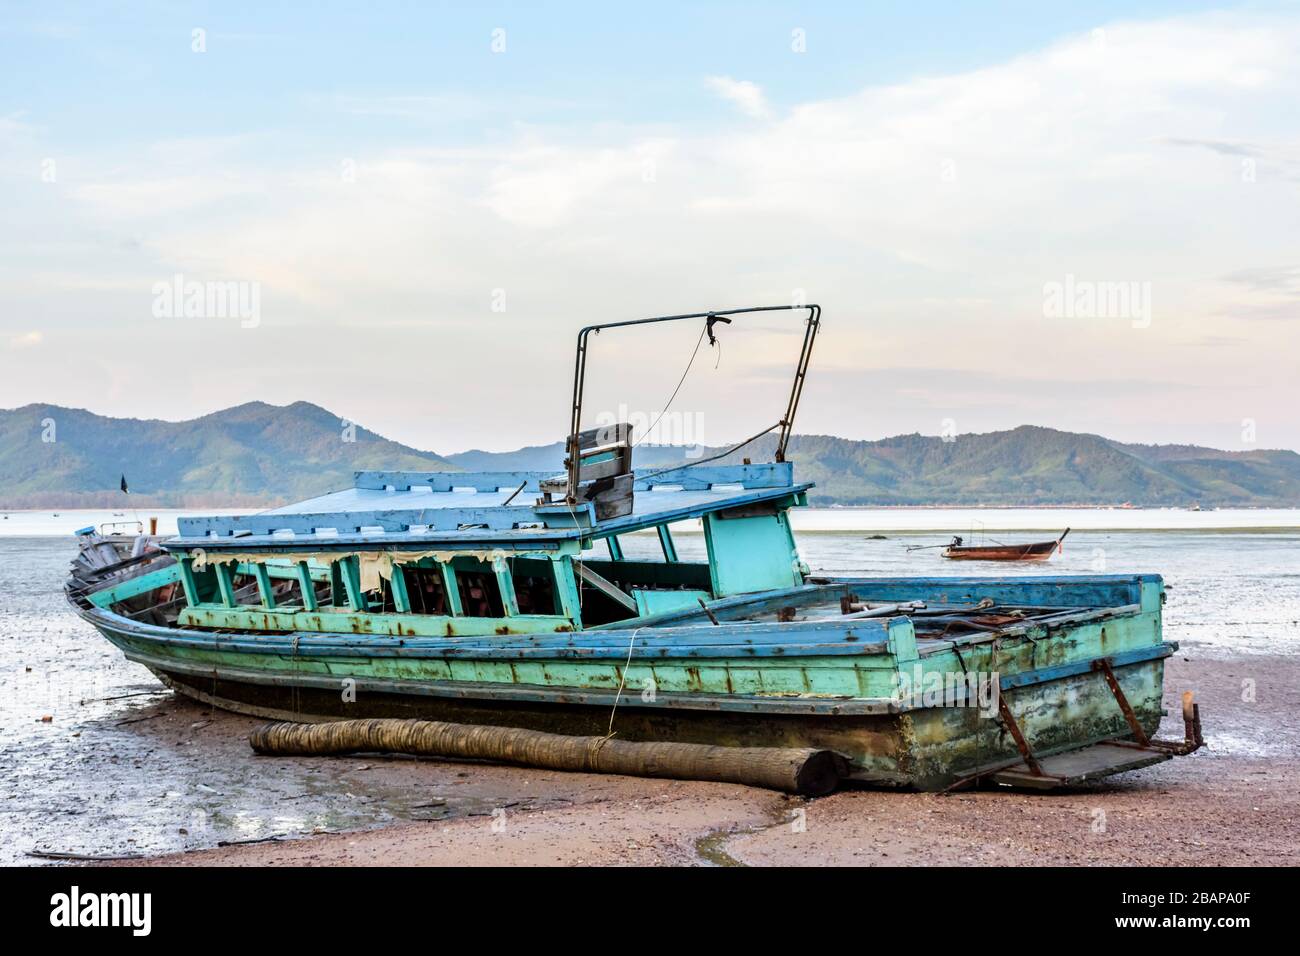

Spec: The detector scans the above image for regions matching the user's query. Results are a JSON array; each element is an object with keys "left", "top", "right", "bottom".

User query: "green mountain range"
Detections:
[
  {"left": 447, "top": 429, "right": 1300, "bottom": 507},
  {"left": 0, "top": 402, "right": 452, "bottom": 508},
  {"left": 2, "top": 402, "right": 1298, "bottom": 508}
]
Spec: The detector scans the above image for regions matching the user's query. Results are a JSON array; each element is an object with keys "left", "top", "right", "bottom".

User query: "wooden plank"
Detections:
[
  {"left": 998, "top": 643, "right": 1174, "bottom": 689},
  {"left": 87, "top": 564, "right": 182, "bottom": 608},
  {"left": 423, "top": 472, "right": 552, "bottom": 493},
  {"left": 177, "top": 504, "right": 569, "bottom": 537},
  {"left": 295, "top": 562, "right": 319, "bottom": 612},
  {"left": 214, "top": 563, "right": 237, "bottom": 609},
  {"left": 328, "top": 562, "right": 346, "bottom": 608},
  {"left": 574, "top": 563, "right": 638, "bottom": 612},
  {"left": 572, "top": 454, "right": 627, "bottom": 482},
  {"left": 823, "top": 573, "right": 1159, "bottom": 612},
  {"left": 177, "top": 558, "right": 200, "bottom": 607},
  {"left": 551, "top": 556, "right": 581, "bottom": 621},
  {"left": 657, "top": 524, "right": 678, "bottom": 562},
  {"left": 588, "top": 473, "right": 635, "bottom": 519},
  {"left": 567, "top": 422, "right": 630, "bottom": 451},
  {"left": 389, "top": 563, "right": 411, "bottom": 613},
  {"left": 991, "top": 743, "right": 1171, "bottom": 789},
  {"left": 353, "top": 471, "right": 553, "bottom": 493},
  {"left": 440, "top": 563, "right": 464, "bottom": 616},
  {"left": 169, "top": 481, "right": 817, "bottom": 550},
  {"left": 251, "top": 563, "right": 275, "bottom": 609},
  {"left": 493, "top": 558, "right": 519, "bottom": 616},
  {"left": 633, "top": 462, "right": 793, "bottom": 491},
  {"left": 110, "top": 644, "right": 904, "bottom": 716},
  {"left": 152, "top": 607, "right": 897, "bottom": 655},
  {"left": 339, "top": 557, "right": 364, "bottom": 611}
]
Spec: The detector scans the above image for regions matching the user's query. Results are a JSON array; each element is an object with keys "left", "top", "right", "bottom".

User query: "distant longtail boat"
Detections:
[{"left": 942, "top": 529, "right": 1070, "bottom": 561}]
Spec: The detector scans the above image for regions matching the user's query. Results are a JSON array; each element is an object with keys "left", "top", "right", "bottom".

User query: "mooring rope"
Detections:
[
  {"left": 606, "top": 626, "right": 644, "bottom": 738},
  {"left": 636, "top": 421, "right": 784, "bottom": 483}
]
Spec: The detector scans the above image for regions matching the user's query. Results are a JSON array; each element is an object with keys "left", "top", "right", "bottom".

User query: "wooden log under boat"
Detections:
[
  {"left": 249, "top": 717, "right": 849, "bottom": 796},
  {"left": 942, "top": 529, "right": 1069, "bottom": 561}
]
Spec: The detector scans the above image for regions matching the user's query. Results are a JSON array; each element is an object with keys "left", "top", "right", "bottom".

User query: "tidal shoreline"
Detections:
[{"left": 96, "top": 652, "right": 1299, "bottom": 867}]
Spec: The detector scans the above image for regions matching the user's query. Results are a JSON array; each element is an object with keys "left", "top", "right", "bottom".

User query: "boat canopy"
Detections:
[{"left": 164, "top": 463, "right": 813, "bottom": 553}]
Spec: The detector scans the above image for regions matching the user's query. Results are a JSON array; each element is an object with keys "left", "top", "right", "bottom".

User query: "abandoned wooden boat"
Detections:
[
  {"left": 65, "top": 305, "right": 1202, "bottom": 790},
  {"left": 942, "top": 529, "right": 1070, "bottom": 562}
]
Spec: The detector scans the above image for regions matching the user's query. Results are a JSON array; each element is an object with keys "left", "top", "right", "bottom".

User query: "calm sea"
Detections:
[{"left": 2, "top": 507, "right": 1297, "bottom": 862}]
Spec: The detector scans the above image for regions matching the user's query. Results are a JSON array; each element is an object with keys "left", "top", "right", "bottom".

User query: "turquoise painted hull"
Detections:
[{"left": 73, "top": 573, "right": 1178, "bottom": 790}]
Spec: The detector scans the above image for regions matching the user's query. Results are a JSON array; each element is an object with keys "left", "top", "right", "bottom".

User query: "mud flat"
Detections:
[{"left": 101, "top": 652, "right": 1299, "bottom": 868}]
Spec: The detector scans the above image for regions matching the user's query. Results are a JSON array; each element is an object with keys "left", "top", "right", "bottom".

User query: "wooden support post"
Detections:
[
  {"left": 552, "top": 556, "right": 581, "bottom": 622},
  {"left": 389, "top": 563, "right": 411, "bottom": 613},
  {"left": 657, "top": 524, "right": 678, "bottom": 562},
  {"left": 493, "top": 557, "right": 519, "bottom": 616},
  {"left": 606, "top": 536, "right": 624, "bottom": 561},
  {"left": 177, "top": 557, "right": 200, "bottom": 607},
  {"left": 296, "top": 562, "right": 318, "bottom": 612},
  {"left": 214, "top": 563, "right": 237, "bottom": 609},
  {"left": 440, "top": 562, "right": 464, "bottom": 616},
  {"left": 251, "top": 563, "right": 275, "bottom": 609},
  {"left": 575, "top": 562, "right": 637, "bottom": 613},
  {"left": 339, "top": 558, "right": 364, "bottom": 611}
]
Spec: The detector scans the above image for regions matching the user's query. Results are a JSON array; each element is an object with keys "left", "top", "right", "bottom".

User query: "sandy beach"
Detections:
[{"left": 103, "top": 652, "right": 1299, "bottom": 868}]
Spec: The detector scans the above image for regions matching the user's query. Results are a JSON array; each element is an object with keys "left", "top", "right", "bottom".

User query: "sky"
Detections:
[{"left": 1, "top": 0, "right": 1298, "bottom": 455}]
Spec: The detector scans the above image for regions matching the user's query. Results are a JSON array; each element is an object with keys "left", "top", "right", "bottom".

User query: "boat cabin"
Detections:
[{"left": 161, "top": 463, "right": 811, "bottom": 637}]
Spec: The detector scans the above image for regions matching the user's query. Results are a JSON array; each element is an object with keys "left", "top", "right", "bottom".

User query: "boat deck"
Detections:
[{"left": 165, "top": 465, "right": 812, "bottom": 550}]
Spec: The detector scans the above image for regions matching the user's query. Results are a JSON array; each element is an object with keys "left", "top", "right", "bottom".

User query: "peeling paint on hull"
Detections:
[{"left": 81, "top": 613, "right": 1171, "bottom": 791}]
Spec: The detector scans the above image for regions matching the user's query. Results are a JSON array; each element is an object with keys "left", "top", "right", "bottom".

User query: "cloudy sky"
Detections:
[{"left": 2, "top": 1, "right": 1298, "bottom": 454}]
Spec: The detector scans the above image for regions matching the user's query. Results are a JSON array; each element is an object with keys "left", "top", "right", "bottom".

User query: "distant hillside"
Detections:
[
  {"left": 0, "top": 402, "right": 455, "bottom": 508},
  {"left": 3, "top": 403, "right": 1298, "bottom": 508},
  {"left": 448, "top": 426, "right": 1300, "bottom": 507}
]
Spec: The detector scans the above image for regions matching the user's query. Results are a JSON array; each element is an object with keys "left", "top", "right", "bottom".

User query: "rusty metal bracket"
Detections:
[
  {"left": 1151, "top": 691, "right": 1206, "bottom": 755},
  {"left": 1093, "top": 658, "right": 1150, "bottom": 747},
  {"left": 1094, "top": 659, "right": 1205, "bottom": 756},
  {"left": 997, "top": 695, "right": 1045, "bottom": 777}
]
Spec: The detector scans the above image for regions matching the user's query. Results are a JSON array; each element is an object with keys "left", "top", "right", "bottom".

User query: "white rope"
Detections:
[{"left": 606, "top": 626, "right": 644, "bottom": 738}]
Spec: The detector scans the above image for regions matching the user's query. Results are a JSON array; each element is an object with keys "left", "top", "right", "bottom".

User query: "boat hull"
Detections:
[
  {"left": 942, "top": 543, "right": 1058, "bottom": 561},
  {"left": 78, "top": 578, "right": 1175, "bottom": 791},
  {"left": 141, "top": 658, "right": 1165, "bottom": 791}
]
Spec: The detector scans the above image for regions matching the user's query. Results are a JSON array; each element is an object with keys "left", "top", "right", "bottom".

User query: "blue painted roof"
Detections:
[{"left": 165, "top": 463, "right": 811, "bottom": 552}]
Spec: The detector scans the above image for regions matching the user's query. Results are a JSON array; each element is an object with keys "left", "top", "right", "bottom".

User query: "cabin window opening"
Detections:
[
  {"left": 276, "top": 575, "right": 305, "bottom": 607},
  {"left": 566, "top": 527, "right": 714, "bottom": 623},
  {"left": 509, "top": 558, "right": 560, "bottom": 615},
  {"left": 324, "top": 559, "right": 362, "bottom": 610},
  {"left": 452, "top": 559, "right": 505, "bottom": 618},
  {"left": 401, "top": 565, "right": 451, "bottom": 615},
  {"left": 321, "top": 563, "right": 343, "bottom": 609},
  {"left": 572, "top": 566, "right": 638, "bottom": 627},
  {"left": 183, "top": 560, "right": 221, "bottom": 606},
  {"left": 230, "top": 572, "right": 265, "bottom": 606},
  {"left": 371, "top": 575, "right": 399, "bottom": 613}
]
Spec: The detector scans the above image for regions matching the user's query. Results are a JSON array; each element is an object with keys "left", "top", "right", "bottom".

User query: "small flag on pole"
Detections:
[{"left": 120, "top": 474, "right": 129, "bottom": 495}]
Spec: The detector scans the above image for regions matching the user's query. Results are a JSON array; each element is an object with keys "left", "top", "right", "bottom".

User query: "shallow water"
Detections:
[{"left": 2, "top": 512, "right": 1297, "bottom": 863}]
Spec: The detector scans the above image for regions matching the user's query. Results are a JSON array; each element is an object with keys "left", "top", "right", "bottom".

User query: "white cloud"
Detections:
[
  {"left": 4, "top": 11, "right": 1300, "bottom": 451},
  {"left": 704, "top": 75, "right": 770, "bottom": 118},
  {"left": 71, "top": 175, "right": 261, "bottom": 218},
  {"left": 9, "top": 331, "right": 43, "bottom": 349}
]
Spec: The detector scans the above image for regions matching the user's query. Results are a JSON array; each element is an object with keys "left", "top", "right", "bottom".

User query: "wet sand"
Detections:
[{"left": 110, "top": 652, "right": 1300, "bottom": 867}]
